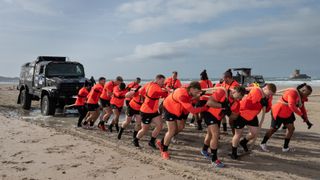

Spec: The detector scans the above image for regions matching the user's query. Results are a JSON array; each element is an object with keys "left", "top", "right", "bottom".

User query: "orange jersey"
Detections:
[
  {"left": 272, "top": 88, "right": 308, "bottom": 119},
  {"left": 87, "top": 83, "right": 104, "bottom": 104},
  {"left": 74, "top": 87, "right": 89, "bottom": 106},
  {"left": 110, "top": 86, "right": 128, "bottom": 108},
  {"left": 216, "top": 80, "right": 240, "bottom": 91},
  {"left": 163, "top": 88, "right": 207, "bottom": 117},
  {"left": 164, "top": 77, "right": 182, "bottom": 90},
  {"left": 240, "top": 87, "right": 272, "bottom": 121},
  {"left": 207, "top": 88, "right": 227, "bottom": 120},
  {"left": 100, "top": 81, "right": 115, "bottom": 100},
  {"left": 229, "top": 97, "right": 241, "bottom": 115},
  {"left": 199, "top": 79, "right": 214, "bottom": 101},
  {"left": 140, "top": 82, "right": 168, "bottom": 113},
  {"left": 125, "top": 81, "right": 140, "bottom": 101},
  {"left": 129, "top": 89, "right": 144, "bottom": 111}
]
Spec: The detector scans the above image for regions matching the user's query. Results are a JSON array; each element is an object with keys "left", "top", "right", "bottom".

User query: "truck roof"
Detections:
[{"left": 21, "top": 56, "right": 81, "bottom": 67}]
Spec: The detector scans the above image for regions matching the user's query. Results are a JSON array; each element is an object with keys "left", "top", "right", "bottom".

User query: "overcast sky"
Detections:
[{"left": 0, "top": 0, "right": 319, "bottom": 79}]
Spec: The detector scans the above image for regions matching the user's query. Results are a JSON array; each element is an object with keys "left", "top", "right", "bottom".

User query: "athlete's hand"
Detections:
[{"left": 260, "top": 97, "right": 268, "bottom": 107}]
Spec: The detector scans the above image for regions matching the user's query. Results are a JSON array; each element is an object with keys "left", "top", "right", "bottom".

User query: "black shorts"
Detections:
[
  {"left": 86, "top": 103, "right": 100, "bottom": 111},
  {"left": 233, "top": 115, "right": 259, "bottom": 129},
  {"left": 202, "top": 112, "right": 221, "bottom": 126},
  {"left": 195, "top": 100, "right": 207, "bottom": 107},
  {"left": 140, "top": 112, "right": 160, "bottom": 124},
  {"left": 179, "top": 113, "right": 189, "bottom": 120},
  {"left": 99, "top": 98, "right": 110, "bottom": 108},
  {"left": 110, "top": 104, "right": 122, "bottom": 112},
  {"left": 126, "top": 105, "right": 140, "bottom": 117},
  {"left": 163, "top": 107, "right": 180, "bottom": 121},
  {"left": 271, "top": 113, "right": 296, "bottom": 129}
]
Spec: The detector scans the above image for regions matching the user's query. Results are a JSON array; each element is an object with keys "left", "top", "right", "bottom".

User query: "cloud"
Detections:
[
  {"left": 114, "top": 8, "right": 320, "bottom": 62},
  {"left": 117, "top": 0, "right": 163, "bottom": 15},
  {"left": 116, "top": 0, "right": 301, "bottom": 33},
  {"left": 2, "top": 0, "right": 59, "bottom": 16}
]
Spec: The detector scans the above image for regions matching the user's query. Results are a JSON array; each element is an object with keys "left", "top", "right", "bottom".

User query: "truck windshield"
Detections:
[{"left": 46, "top": 63, "right": 84, "bottom": 77}]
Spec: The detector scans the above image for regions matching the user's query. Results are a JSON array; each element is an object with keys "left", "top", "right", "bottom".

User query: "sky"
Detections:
[{"left": 0, "top": 0, "right": 320, "bottom": 79}]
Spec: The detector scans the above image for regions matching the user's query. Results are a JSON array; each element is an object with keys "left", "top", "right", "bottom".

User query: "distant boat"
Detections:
[{"left": 289, "top": 69, "right": 311, "bottom": 81}]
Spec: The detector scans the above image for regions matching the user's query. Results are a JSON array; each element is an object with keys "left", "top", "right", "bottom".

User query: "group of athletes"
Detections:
[{"left": 71, "top": 69, "right": 314, "bottom": 168}]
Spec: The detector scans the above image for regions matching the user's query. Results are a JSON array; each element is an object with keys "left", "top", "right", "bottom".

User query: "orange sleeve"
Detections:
[
  {"left": 107, "top": 82, "right": 113, "bottom": 92},
  {"left": 78, "top": 88, "right": 88, "bottom": 97},
  {"left": 287, "top": 92, "right": 303, "bottom": 116},
  {"left": 176, "top": 80, "right": 182, "bottom": 88},
  {"left": 212, "top": 89, "right": 225, "bottom": 102},
  {"left": 231, "top": 101, "right": 240, "bottom": 114},
  {"left": 164, "top": 78, "right": 170, "bottom": 87},
  {"left": 139, "top": 85, "right": 147, "bottom": 97},
  {"left": 179, "top": 95, "right": 207, "bottom": 114},
  {"left": 266, "top": 96, "right": 273, "bottom": 112}
]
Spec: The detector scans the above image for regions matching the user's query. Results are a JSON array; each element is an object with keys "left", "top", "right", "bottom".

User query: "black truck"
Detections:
[{"left": 17, "top": 56, "right": 86, "bottom": 116}]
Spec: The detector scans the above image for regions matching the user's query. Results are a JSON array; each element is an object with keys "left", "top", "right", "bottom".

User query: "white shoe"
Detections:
[
  {"left": 260, "top": 143, "right": 270, "bottom": 152},
  {"left": 282, "top": 147, "right": 295, "bottom": 152}
]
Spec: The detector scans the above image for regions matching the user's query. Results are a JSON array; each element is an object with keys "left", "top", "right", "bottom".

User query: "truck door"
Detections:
[{"left": 34, "top": 64, "right": 45, "bottom": 89}]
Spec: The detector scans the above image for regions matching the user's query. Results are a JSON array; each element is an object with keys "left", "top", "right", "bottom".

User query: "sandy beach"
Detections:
[{"left": 0, "top": 84, "right": 320, "bottom": 180}]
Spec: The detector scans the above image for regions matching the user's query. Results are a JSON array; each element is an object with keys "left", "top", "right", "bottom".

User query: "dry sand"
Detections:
[{"left": 0, "top": 84, "right": 319, "bottom": 180}]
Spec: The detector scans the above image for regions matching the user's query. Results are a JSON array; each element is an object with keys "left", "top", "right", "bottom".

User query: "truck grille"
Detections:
[{"left": 59, "top": 83, "right": 83, "bottom": 97}]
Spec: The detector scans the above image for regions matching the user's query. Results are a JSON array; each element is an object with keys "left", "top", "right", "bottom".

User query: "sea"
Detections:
[{"left": 2, "top": 78, "right": 320, "bottom": 87}]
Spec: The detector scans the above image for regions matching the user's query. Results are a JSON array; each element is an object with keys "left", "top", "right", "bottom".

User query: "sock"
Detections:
[
  {"left": 211, "top": 149, "right": 218, "bottom": 162},
  {"left": 133, "top": 131, "right": 138, "bottom": 139},
  {"left": 223, "top": 123, "right": 227, "bottom": 132},
  {"left": 98, "top": 121, "right": 105, "bottom": 125},
  {"left": 161, "top": 138, "right": 165, "bottom": 146},
  {"left": 163, "top": 145, "right": 169, "bottom": 152},
  {"left": 202, "top": 144, "right": 209, "bottom": 152},
  {"left": 89, "top": 121, "right": 94, "bottom": 126},
  {"left": 150, "top": 137, "right": 156, "bottom": 144},
  {"left": 119, "top": 127, "right": 124, "bottom": 133},
  {"left": 83, "top": 121, "right": 88, "bottom": 125},
  {"left": 241, "top": 138, "right": 249, "bottom": 145},
  {"left": 232, "top": 146, "right": 237, "bottom": 155},
  {"left": 284, "top": 138, "right": 290, "bottom": 149},
  {"left": 261, "top": 135, "right": 269, "bottom": 144}
]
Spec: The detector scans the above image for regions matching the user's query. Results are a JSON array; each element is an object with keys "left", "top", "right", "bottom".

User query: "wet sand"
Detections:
[{"left": 0, "top": 84, "right": 320, "bottom": 180}]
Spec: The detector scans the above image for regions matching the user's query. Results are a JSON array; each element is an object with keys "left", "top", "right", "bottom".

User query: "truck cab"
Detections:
[{"left": 17, "top": 56, "right": 86, "bottom": 115}]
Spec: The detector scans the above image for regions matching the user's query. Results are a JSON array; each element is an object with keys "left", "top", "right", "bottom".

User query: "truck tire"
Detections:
[
  {"left": 41, "top": 95, "right": 55, "bottom": 116},
  {"left": 20, "top": 89, "right": 32, "bottom": 110}
]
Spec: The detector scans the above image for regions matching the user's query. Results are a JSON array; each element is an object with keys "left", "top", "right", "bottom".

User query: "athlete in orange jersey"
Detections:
[
  {"left": 194, "top": 69, "right": 214, "bottom": 130},
  {"left": 97, "top": 76, "right": 123, "bottom": 130},
  {"left": 260, "top": 83, "right": 313, "bottom": 152},
  {"left": 230, "top": 83, "right": 277, "bottom": 159},
  {"left": 201, "top": 86, "right": 246, "bottom": 168},
  {"left": 74, "top": 80, "right": 91, "bottom": 127},
  {"left": 125, "top": 77, "right": 141, "bottom": 106},
  {"left": 84, "top": 77, "right": 105, "bottom": 127},
  {"left": 118, "top": 85, "right": 143, "bottom": 140},
  {"left": 164, "top": 71, "right": 182, "bottom": 91},
  {"left": 133, "top": 74, "right": 168, "bottom": 148},
  {"left": 104, "top": 83, "right": 128, "bottom": 132},
  {"left": 157, "top": 81, "right": 208, "bottom": 160},
  {"left": 216, "top": 69, "right": 240, "bottom": 133}
]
